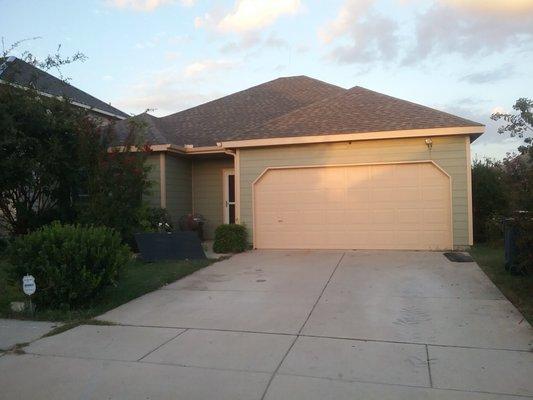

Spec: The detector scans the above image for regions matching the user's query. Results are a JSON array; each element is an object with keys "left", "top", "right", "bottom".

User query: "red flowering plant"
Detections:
[{"left": 76, "top": 118, "right": 153, "bottom": 247}]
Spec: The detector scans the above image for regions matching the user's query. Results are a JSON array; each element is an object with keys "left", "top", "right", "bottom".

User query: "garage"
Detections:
[{"left": 253, "top": 161, "right": 452, "bottom": 250}]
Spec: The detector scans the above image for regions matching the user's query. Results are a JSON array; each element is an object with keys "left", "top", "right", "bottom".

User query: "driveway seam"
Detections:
[
  {"left": 259, "top": 251, "right": 346, "bottom": 400},
  {"left": 425, "top": 344, "right": 433, "bottom": 388},
  {"left": 275, "top": 371, "right": 533, "bottom": 399},
  {"left": 136, "top": 329, "right": 188, "bottom": 362},
  {"left": 107, "top": 323, "right": 533, "bottom": 352}
]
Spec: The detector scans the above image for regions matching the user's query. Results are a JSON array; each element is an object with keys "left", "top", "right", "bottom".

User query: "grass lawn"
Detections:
[
  {"left": 0, "top": 257, "right": 213, "bottom": 322},
  {"left": 469, "top": 244, "right": 532, "bottom": 325}
]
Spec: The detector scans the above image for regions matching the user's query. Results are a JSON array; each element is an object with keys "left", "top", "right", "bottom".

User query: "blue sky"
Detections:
[{"left": 2, "top": 0, "right": 532, "bottom": 159}]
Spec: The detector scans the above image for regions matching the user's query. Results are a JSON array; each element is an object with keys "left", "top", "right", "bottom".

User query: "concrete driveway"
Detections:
[{"left": 1, "top": 250, "right": 532, "bottom": 399}]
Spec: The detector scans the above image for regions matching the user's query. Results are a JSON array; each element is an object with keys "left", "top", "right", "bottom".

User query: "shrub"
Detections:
[
  {"left": 7, "top": 222, "right": 131, "bottom": 309},
  {"left": 213, "top": 224, "right": 247, "bottom": 253},
  {"left": 139, "top": 206, "right": 174, "bottom": 233}
]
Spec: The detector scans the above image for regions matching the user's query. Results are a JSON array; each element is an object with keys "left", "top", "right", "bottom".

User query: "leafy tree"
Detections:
[
  {"left": 491, "top": 97, "right": 532, "bottom": 158},
  {"left": 491, "top": 98, "right": 532, "bottom": 273},
  {"left": 0, "top": 41, "right": 151, "bottom": 242},
  {"left": 471, "top": 159, "right": 508, "bottom": 242},
  {"left": 0, "top": 85, "right": 86, "bottom": 234},
  {"left": 77, "top": 120, "right": 152, "bottom": 245}
]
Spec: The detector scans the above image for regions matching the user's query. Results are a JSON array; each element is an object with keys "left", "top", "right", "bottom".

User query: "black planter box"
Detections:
[{"left": 135, "top": 232, "right": 207, "bottom": 262}]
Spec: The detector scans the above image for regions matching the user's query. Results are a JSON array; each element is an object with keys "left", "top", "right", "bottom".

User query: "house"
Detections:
[
  {"left": 0, "top": 56, "right": 128, "bottom": 122},
  {"left": 115, "top": 76, "right": 484, "bottom": 250}
]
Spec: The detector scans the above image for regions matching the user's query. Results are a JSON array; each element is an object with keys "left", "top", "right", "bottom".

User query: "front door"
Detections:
[{"left": 223, "top": 169, "right": 236, "bottom": 224}]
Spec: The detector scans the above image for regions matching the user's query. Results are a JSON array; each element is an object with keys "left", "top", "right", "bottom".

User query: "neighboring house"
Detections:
[
  {"left": 0, "top": 57, "right": 129, "bottom": 236},
  {"left": 117, "top": 76, "right": 484, "bottom": 250},
  {"left": 0, "top": 56, "right": 128, "bottom": 122}
]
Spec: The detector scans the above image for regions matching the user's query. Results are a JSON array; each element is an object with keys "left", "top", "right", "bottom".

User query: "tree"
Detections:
[
  {"left": 0, "top": 85, "right": 87, "bottom": 234},
  {"left": 0, "top": 41, "right": 151, "bottom": 241},
  {"left": 471, "top": 159, "right": 508, "bottom": 242},
  {"left": 492, "top": 98, "right": 532, "bottom": 273},
  {"left": 491, "top": 97, "right": 532, "bottom": 158}
]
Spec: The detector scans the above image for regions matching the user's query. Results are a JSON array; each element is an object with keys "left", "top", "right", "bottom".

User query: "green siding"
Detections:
[
  {"left": 165, "top": 154, "right": 192, "bottom": 225},
  {"left": 144, "top": 154, "right": 161, "bottom": 208},
  {"left": 239, "top": 135, "right": 469, "bottom": 248},
  {"left": 193, "top": 158, "right": 234, "bottom": 239}
]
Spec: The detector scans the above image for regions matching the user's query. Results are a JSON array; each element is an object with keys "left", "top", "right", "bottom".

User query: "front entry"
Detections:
[{"left": 223, "top": 169, "right": 236, "bottom": 224}]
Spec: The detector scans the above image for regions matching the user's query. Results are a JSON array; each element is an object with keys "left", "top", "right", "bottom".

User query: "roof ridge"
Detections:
[{"left": 160, "top": 75, "right": 345, "bottom": 120}]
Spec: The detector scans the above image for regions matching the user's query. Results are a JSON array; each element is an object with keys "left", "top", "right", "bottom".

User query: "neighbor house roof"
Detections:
[
  {"left": 115, "top": 75, "right": 483, "bottom": 148},
  {"left": 0, "top": 57, "right": 128, "bottom": 119}
]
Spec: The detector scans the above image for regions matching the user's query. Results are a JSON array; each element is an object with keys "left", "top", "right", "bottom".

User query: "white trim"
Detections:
[
  {"left": 465, "top": 136, "right": 474, "bottom": 246},
  {"left": 235, "top": 149, "right": 241, "bottom": 224},
  {"left": 222, "top": 168, "right": 235, "bottom": 224},
  {"left": 159, "top": 153, "right": 166, "bottom": 209},
  {"left": 220, "top": 126, "right": 484, "bottom": 149},
  {"left": 251, "top": 160, "right": 453, "bottom": 250},
  {"left": 0, "top": 79, "right": 127, "bottom": 120}
]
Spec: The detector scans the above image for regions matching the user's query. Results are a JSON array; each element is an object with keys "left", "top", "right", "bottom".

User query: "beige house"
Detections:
[{"left": 116, "top": 76, "right": 484, "bottom": 250}]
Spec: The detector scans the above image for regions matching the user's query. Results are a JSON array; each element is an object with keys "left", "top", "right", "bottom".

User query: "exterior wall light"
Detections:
[{"left": 425, "top": 138, "right": 433, "bottom": 150}]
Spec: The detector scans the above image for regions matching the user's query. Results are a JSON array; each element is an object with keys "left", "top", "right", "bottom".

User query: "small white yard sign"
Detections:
[{"left": 22, "top": 275, "right": 36, "bottom": 296}]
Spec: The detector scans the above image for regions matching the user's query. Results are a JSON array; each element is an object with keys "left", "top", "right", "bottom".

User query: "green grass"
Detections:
[
  {"left": 0, "top": 257, "right": 213, "bottom": 322},
  {"left": 469, "top": 244, "right": 532, "bottom": 325}
]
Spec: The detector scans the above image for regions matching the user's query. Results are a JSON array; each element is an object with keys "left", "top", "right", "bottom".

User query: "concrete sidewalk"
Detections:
[
  {"left": 0, "top": 319, "right": 59, "bottom": 351},
  {"left": 0, "top": 250, "right": 531, "bottom": 399}
]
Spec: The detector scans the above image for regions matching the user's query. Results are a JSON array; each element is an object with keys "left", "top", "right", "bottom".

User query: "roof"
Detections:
[
  {"left": 134, "top": 76, "right": 345, "bottom": 147},
  {"left": 0, "top": 57, "right": 128, "bottom": 119},
  {"left": 114, "top": 76, "right": 483, "bottom": 148},
  {"left": 228, "top": 86, "right": 483, "bottom": 141}
]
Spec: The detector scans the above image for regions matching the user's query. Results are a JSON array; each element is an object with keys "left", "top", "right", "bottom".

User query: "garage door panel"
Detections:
[
  {"left": 345, "top": 210, "right": 373, "bottom": 224},
  {"left": 397, "top": 209, "right": 422, "bottom": 224},
  {"left": 255, "top": 163, "right": 452, "bottom": 250},
  {"left": 371, "top": 188, "right": 396, "bottom": 202}
]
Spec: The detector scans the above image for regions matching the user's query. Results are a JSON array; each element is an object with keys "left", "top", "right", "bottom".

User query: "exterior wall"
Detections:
[
  {"left": 239, "top": 135, "right": 470, "bottom": 248},
  {"left": 144, "top": 154, "right": 161, "bottom": 208},
  {"left": 192, "top": 157, "right": 234, "bottom": 239},
  {"left": 165, "top": 154, "right": 192, "bottom": 226}
]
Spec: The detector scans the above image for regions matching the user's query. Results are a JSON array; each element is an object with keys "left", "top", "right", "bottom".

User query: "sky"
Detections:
[{"left": 2, "top": 0, "right": 532, "bottom": 159}]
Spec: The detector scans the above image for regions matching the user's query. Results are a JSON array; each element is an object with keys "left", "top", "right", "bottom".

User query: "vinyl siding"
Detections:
[
  {"left": 165, "top": 154, "right": 192, "bottom": 225},
  {"left": 144, "top": 154, "right": 161, "bottom": 208},
  {"left": 239, "top": 135, "right": 470, "bottom": 248},
  {"left": 192, "top": 158, "right": 234, "bottom": 239}
]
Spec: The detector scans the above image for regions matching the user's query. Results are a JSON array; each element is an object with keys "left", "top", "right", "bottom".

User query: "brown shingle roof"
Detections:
[
  {"left": 227, "top": 86, "right": 483, "bottom": 142},
  {"left": 157, "top": 76, "right": 346, "bottom": 146},
  {"left": 0, "top": 57, "right": 129, "bottom": 119},
  {"left": 115, "top": 76, "right": 482, "bottom": 147}
]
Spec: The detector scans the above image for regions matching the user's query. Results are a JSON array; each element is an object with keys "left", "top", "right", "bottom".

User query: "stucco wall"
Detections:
[
  {"left": 239, "top": 135, "right": 470, "bottom": 248},
  {"left": 193, "top": 157, "right": 234, "bottom": 239},
  {"left": 165, "top": 154, "right": 192, "bottom": 225}
]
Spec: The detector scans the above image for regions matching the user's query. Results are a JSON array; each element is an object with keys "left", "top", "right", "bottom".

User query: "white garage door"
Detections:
[{"left": 254, "top": 162, "right": 452, "bottom": 250}]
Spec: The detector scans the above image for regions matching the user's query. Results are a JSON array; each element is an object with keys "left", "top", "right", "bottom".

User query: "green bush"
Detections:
[
  {"left": 213, "top": 224, "right": 247, "bottom": 253},
  {"left": 139, "top": 206, "right": 174, "bottom": 233},
  {"left": 7, "top": 222, "right": 131, "bottom": 309}
]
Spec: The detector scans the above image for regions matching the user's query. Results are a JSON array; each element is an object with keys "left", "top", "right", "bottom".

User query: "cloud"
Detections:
[
  {"left": 220, "top": 32, "right": 289, "bottom": 53},
  {"left": 404, "top": 1, "right": 533, "bottom": 63},
  {"left": 195, "top": 0, "right": 301, "bottom": 33},
  {"left": 319, "top": 0, "right": 399, "bottom": 65},
  {"left": 460, "top": 64, "right": 514, "bottom": 84},
  {"left": 441, "top": 0, "right": 533, "bottom": 14},
  {"left": 319, "top": 0, "right": 374, "bottom": 43},
  {"left": 112, "top": 68, "right": 223, "bottom": 116},
  {"left": 108, "top": 0, "right": 194, "bottom": 11},
  {"left": 183, "top": 59, "right": 239, "bottom": 78},
  {"left": 321, "top": 0, "right": 533, "bottom": 66}
]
